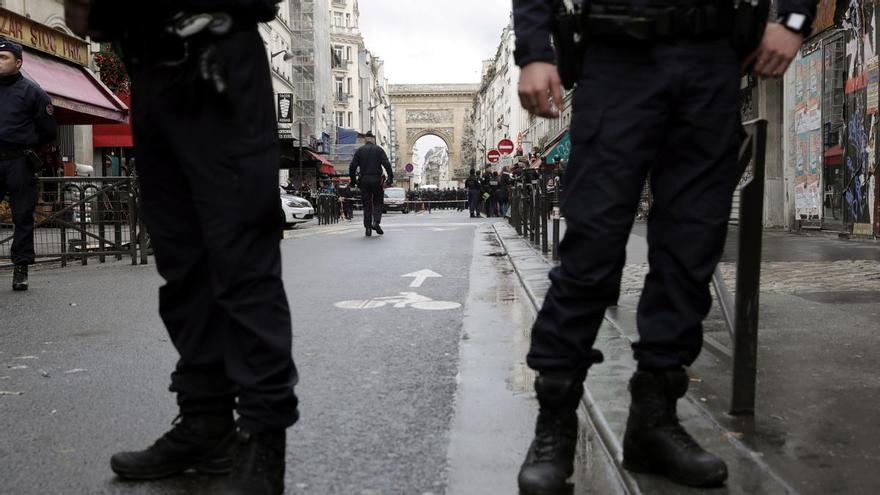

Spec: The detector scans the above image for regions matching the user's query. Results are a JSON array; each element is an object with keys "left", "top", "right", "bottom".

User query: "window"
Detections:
[
  {"left": 335, "top": 78, "right": 345, "bottom": 99},
  {"left": 333, "top": 12, "right": 344, "bottom": 26},
  {"left": 336, "top": 112, "right": 345, "bottom": 127},
  {"left": 346, "top": 46, "right": 352, "bottom": 62},
  {"left": 347, "top": 112, "right": 353, "bottom": 127},
  {"left": 332, "top": 45, "right": 344, "bottom": 67},
  {"left": 345, "top": 13, "right": 351, "bottom": 27},
  {"left": 347, "top": 78, "right": 352, "bottom": 94}
]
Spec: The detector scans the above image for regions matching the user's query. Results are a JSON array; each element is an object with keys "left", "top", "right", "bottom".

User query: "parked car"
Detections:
[
  {"left": 280, "top": 186, "right": 315, "bottom": 228},
  {"left": 383, "top": 187, "right": 408, "bottom": 214}
]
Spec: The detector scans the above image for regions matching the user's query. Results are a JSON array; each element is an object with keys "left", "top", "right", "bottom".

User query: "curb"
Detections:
[{"left": 492, "top": 222, "right": 641, "bottom": 495}]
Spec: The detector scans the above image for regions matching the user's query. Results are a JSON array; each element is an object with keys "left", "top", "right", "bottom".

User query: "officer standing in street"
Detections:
[
  {"left": 465, "top": 169, "right": 482, "bottom": 218},
  {"left": 0, "top": 39, "right": 57, "bottom": 292},
  {"left": 350, "top": 131, "right": 393, "bottom": 237},
  {"left": 512, "top": 1, "right": 817, "bottom": 493},
  {"left": 65, "top": 3, "right": 298, "bottom": 494}
]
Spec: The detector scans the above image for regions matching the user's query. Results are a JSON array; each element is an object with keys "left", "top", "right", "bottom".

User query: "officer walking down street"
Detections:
[
  {"left": 350, "top": 131, "right": 393, "bottom": 237},
  {"left": 0, "top": 39, "right": 57, "bottom": 291},
  {"left": 513, "top": 0, "right": 816, "bottom": 493},
  {"left": 65, "top": 3, "right": 299, "bottom": 494}
]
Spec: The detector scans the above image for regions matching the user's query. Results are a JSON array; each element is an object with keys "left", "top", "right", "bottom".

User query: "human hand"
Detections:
[
  {"left": 744, "top": 23, "right": 804, "bottom": 78},
  {"left": 518, "top": 62, "right": 563, "bottom": 119}
]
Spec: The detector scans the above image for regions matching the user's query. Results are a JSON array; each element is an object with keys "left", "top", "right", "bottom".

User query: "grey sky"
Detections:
[{"left": 358, "top": 0, "right": 513, "bottom": 84}]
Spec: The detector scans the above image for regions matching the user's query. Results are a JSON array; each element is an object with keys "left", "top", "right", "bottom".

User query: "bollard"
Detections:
[
  {"left": 127, "top": 190, "right": 138, "bottom": 265},
  {"left": 78, "top": 189, "right": 88, "bottom": 266},
  {"left": 97, "top": 190, "right": 106, "bottom": 263},
  {"left": 541, "top": 191, "right": 549, "bottom": 254},
  {"left": 552, "top": 206, "right": 560, "bottom": 261}
]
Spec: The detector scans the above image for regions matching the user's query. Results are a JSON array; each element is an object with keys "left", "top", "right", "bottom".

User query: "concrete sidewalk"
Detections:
[{"left": 496, "top": 220, "right": 880, "bottom": 494}]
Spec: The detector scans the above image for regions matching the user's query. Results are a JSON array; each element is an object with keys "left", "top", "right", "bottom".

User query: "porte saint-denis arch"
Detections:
[{"left": 389, "top": 84, "right": 479, "bottom": 187}]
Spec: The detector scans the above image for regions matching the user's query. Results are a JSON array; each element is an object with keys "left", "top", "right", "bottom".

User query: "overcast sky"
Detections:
[{"left": 358, "top": 0, "right": 513, "bottom": 84}]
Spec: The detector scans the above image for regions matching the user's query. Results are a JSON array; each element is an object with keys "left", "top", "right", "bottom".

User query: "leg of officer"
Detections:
[
  {"left": 519, "top": 45, "right": 666, "bottom": 495},
  {"left": 361, "top": 180, "right": 375, "bottom": 235},
  {"left": 622, "top": 42, "right": 736, "bottom": 487},
  {"left": 7, "top": 157, "right": 37, "bottom": 266}
]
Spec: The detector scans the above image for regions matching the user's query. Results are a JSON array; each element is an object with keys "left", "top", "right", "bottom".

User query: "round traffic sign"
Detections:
[
  {"left": 498, "top": 139, "right": 515, "bottom": 155},
  {"left": 487, "top": 149, "right": 501, "bottom": 163},
  {"left": 405, "top": 163, "right": 414, "bottom": 173}
]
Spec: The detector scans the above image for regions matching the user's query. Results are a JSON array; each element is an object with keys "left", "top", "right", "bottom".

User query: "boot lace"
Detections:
[{"left": 533, "top": 414, "right": 571, "bottom": 461}]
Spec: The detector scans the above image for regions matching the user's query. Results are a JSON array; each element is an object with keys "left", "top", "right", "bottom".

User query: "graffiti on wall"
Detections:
[
  {"left": 795, "top": 50, "right": 823, "bottom": 219},
  {"left": 843, "top": 0, "right": 876, "bottom": 227}
]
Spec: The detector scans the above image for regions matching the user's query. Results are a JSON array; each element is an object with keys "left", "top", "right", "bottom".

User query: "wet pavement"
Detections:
[
  {"left": 0, "top": 211, "right": 541, "bottom": 494},
  {"left": 504, "top": 218, "right": 880, "bottom": 494}
]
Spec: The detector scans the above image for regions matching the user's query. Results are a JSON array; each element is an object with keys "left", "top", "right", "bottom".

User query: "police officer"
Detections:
[
  {"left": 512, "top": 1, "right": 817, "bottom": 493},
  {"left": 65, "top": 2, "right": 298, "bottom": 494},
  {"left": 466, "top": 170, "right": 482, "bottom": 217},
  {"left": 0, "top": 39, "right": 57, "bottom": 291},
  {"left": 350, "top": 131, "right": 393, "bottom": 236}
]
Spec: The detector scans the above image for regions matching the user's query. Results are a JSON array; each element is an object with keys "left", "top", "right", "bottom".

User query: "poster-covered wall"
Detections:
[
  {"left": 795, "top": 49, "right": 824, "bottom": 220},
  {"left": 843, "top": 0, "right": 877, "bottom": 234}
]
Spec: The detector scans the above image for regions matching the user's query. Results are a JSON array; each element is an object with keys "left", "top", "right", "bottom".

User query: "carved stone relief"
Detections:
[{"left": 406, "top": 109, "right": 454, "bottom": 124}]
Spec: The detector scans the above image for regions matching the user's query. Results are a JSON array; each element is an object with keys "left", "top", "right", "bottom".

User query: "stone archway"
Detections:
[{"left": 390, "top": 84, "right": 479, "bottom": 186}]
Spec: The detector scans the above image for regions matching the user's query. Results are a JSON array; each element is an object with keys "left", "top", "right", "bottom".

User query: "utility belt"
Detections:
[
  {"left": 0, "top": 148, "right": 43, "bottom": 172},
  {"left": 552, "top": 0, "right": 769, "bottom": 89},
  {"left": 0, "top": 149, "right": 25, "bottom": 161},
  {"left": 587, "top": 3, "right": 730, "bottom": 41}
]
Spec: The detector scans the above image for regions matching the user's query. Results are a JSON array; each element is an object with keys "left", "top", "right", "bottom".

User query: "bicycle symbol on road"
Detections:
[{"left": 335, "top": 292, "right": 461, "bottom": 311}]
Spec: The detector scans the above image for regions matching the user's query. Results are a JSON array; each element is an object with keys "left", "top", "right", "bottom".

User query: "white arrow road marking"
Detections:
[{"left": 402, "top": 269, "right": 442, "bottom": 288}]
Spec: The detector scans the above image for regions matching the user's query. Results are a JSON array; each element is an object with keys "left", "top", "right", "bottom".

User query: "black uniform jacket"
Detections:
[
  {"left": 512, "top": 0, "right": 820, "bottom": 67},
  {"left": 0, "top": 73, "right": 57, "bottom": 150},
  {"left": 349, "top": 143, "right": 393, "bottom": 184}
]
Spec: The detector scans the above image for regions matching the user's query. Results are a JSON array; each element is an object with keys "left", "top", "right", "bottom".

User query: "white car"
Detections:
[{"left": 280, "top": 187, "right": 315, "bottom": 227}]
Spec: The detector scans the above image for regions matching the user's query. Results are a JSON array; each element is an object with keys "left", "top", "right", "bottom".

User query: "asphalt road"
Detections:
[{"left": 0, "top": 210, "right": 536, "bottom": 495}]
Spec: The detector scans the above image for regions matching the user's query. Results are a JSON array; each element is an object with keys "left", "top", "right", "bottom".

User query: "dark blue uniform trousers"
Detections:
[
  {"left": 0, "top": 157, "right": 37, "bottom": 265},
  {"left": 127, "top": 27, "right": 298, "bottom": 433},
  {"left": 528, "top": 40, "right": 742, "bottom": 373}
]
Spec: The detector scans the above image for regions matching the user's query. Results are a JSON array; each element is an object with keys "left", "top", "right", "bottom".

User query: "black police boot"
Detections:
[
  {"left": 518, "top": 373, "right": 584, "bottom": 495},
  {"left": 12, "top": 263, "right": 28, "bottom": 291},
  {"left": 372, "top": 223, "right": 384, "bottom": 235},
  {"left": 622, "top": 369, "right": 728, "bottom": 487},
  {"left": 110, "top": 413, "right": 235, "bottom": 480},
  {"left": 221, "top": 429, "right": 286, "bottom": 495}
]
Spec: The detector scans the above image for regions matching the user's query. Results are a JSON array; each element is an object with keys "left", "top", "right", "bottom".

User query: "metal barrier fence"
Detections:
[
  {"left": 508, "top": 118, "right": 768, "bottom": 415},
  {"left": 0, "top": 177, "right": 147, "bottom": 268},
  {"left": 313, "top": 194, "right": 342, "bottom": 226}
]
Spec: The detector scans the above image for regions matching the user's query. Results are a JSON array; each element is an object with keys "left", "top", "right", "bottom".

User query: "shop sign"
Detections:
[
  {"left": 0, "top": 8, "right": 89, "bottom": 66},
  {"left": 277, "top": 93, "right": 293, "bottom": 124}
]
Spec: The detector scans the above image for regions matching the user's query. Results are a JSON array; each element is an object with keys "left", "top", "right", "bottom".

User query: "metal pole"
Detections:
[
  {"left": 127, "top": 189, "right": 137, "bottom": 265},
  {"left": 78, "top": 186, "right": 88, "bottom": 266},
  {"left": 730, "top": 119, "right": 767, "bottom": 416},
  {"left": 541, "top": 184, "right": 549, "bottom": 254},
  {"left": 298, "top": 122, "right": 304, "bottom": 189}
]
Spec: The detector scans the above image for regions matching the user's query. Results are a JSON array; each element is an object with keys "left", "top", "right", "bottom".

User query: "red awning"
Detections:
[
  {"left": 93, "top": 94, "right": 133, "bottom": 148},
  {"left": 21, "top": 50, "right": 128, "bottom": 125},
  {"left": 308, "top": 151, "right": 336, "bottom": 175}
]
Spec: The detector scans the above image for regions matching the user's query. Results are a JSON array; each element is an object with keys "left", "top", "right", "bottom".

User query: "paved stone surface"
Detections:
[{"left": 502, "top": 218, "right": 880, "bottom": 495}]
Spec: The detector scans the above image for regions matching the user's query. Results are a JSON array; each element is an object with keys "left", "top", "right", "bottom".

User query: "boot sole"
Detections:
[
  {"left": 622, "top": 457, "right": 727, "bottom": 487},
  {"left": 111, "top": 455, "right": 233, "bottom": 480}
]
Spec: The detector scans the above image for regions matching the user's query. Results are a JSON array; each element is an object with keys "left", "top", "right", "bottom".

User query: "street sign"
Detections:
[
  {"left": 498, "top": 139, "right": 515, "bottom": 155},
  {"left": 405, "top": 163, "right": 414, "bottom": 173},
  {"left": 487, "top": 149, "right": 501, "bottom": 163}
]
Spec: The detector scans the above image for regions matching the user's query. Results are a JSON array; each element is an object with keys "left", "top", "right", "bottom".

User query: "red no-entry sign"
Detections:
[
  {"left": 498, "top": 139, "right": 515, "bottom": 155},
  {"left": 487, "top": 149, "right": 501, "bottom": 163}
]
